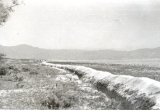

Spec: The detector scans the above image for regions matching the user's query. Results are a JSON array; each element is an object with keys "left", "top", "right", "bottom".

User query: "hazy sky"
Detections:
[{"left": 0, "top": 0, "right": 160, "bottom": 50}]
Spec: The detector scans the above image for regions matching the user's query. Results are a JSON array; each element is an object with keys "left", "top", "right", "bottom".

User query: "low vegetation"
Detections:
[
  {"left": 50, "top": 61, "right": 160, "bottom": 81},
  {"left": 0, "top": 59, "right": 119, "bottom": 109},
  {"left": 1, "top": 59, "right": 160, "bottom": 109},
  {"left": 86, "top": 64, "right": 160, "bottom": 81},
  {"left": 0, "top": 67, "right": 7, "bottom": 76}
]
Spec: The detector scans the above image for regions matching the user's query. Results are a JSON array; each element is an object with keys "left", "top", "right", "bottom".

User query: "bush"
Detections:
[
  {"left": 8, "top": 65, "right": 20, "bottom": 73},
  {"left": 22, "top": 67, "right": 30, "bottom": 72},
  {"left": 41, "top": 95, "right": 60, "bottom": 109},
  {"left": 8, "top": 65, "right": 14, "bottom": 69},
  {"left": 0, "top": 67, "right": 7, "bottom": 76},
  {"left": 29, "top": 71, "right": 39, "bottom": 75},
  {"left": 40, "top": 82, "right": 79, "bottom": 109},
  {"left": 41, "top": 93, "right": 77, "bottom": 109},
  {"left": 14, "top": 75, "right": 23, "bottom": 81},
  {"left": 16, "top": 82, "right": 24, "bottom": 88}
]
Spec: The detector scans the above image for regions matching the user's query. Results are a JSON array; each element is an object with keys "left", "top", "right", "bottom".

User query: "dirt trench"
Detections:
[{"left": 46, "top": 63, "right": 158, "bottom": 110}]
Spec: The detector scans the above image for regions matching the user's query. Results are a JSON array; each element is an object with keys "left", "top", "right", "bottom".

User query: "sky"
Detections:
[{"left": 0, "top": 0, "right": 160, "bottom": 50}]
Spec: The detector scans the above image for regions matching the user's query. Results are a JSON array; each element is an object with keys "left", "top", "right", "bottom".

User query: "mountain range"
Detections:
[{"left": 0, "top": 44, "right": 160, "bottom": 60}]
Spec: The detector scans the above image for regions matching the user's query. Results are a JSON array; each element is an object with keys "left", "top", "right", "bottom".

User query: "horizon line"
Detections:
[{"left": 0, "top": 43, "right": 159, "bottom": 51}]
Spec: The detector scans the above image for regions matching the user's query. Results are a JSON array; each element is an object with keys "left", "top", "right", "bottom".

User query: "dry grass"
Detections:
[
  {"left": 50, "top": 61, "right": 160, "bottom": 81},
  {"left": 85, "top": 64, "right": 160, "bottom": 81},
  {"left": 0, "top": 59, "right": 119, "bottom": 110},
  {"left": 3, "top": 59, "right": 158, "bottom": 109}
]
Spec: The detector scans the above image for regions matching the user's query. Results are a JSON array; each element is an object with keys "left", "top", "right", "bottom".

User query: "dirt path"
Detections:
[
  {"left": 52, "top": 67, "right": 119, "bottom": 110},
  {"left": 45, "top": 62, "right": 159, "bottom": 110}
]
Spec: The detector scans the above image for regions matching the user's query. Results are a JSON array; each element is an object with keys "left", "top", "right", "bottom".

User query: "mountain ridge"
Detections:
[{"left": 0, "top": 44, "right": 160, "bottom": 60}]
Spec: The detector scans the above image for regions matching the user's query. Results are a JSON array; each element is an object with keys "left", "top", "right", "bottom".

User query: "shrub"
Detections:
[
  {"left": 41, "top": 93, "right": 77, "bottom": 109},
  {"left": 22, "top": 67, "right": 30, "bottom": 72},
  {"left": 14, "top": 75, "right": 23, "bottom": 81},
  {"left": 29, "top": 71, "right": 39, "bottom": 75},
  {"left": 0, "top": 67, "right": 7, "bottom": 76},
  {"left": 41, "top": 95, "right": 60, "bottom": 109},
  {"left": 8, "top": 65, "right": 20, "bottom": 73},
  {"left": 8, "top": 65, "right": 14, "bottom": 69},
  {"left": 40, "top": 82, "right": 79, "bottom": 109},
  {"left": 16, "top": 83, "right": 24, "bottom": 88}
]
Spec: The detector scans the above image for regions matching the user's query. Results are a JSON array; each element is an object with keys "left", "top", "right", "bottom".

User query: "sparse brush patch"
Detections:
[
  {"left": 134, "top": 93, "right": 156, "bottom": 110},
  {"left": 22, "top": 67, "right": 30, "bottom": 72},
  {"left": 40, "top": 82, "right": 79, "bottom": 109},
  {"left": 0, "top": 66, "right": 7, "bottom": 76},
  {"left": 14, "top": 75, "right": 23, "bottom": 81},
  {"left": 0, "top": 59, "right": 123, "bottom": 110},
  {"left": 41, "top": 92, "right": 78, "bottom": 109},
  {"left": 16, "top": 82, "right": 24, "bottom": 88},
  {"left": 8, "top": 65, "right": 14, "bottom": 70},
  {"left": 56, "top": 62, "right": 160, "bottom": 81},
  {"left": 29, "top": 71, "right": 39, "bottom": 75},
  {"left": 7, "top": 65, "right": 20, "bottom": 73},
  {"left": 41, "top": 94, "right": 60, "bottom": 109}
]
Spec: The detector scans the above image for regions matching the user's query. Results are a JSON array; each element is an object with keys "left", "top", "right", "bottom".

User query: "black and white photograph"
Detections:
[{"left": 0, "top": 0, "right": 160, "bottom": 109}]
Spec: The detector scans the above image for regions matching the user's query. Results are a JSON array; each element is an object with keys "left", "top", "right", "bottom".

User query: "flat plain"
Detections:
[
  {"left": 50, "top": 59, "right": 160, "bottom": 81},
  {"left": 1, "top": 58, "right": 160, "bottom": 109},
  {"left": 0, "top": 59, "right": 119, "bottom": 110}
]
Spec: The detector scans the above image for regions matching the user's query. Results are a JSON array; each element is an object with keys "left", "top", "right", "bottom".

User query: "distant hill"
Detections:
[{"left": 0, "top": 44, "right": 160, "bottom": 60}]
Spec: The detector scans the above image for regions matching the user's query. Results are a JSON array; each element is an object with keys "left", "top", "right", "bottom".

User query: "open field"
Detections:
[
  {"left": 47, "top": 61, "right": 160, "bottom": 110},
  {"left": 0, "top": 59, "right": 119, "bottom": 110},
  {"left": 1, "top": 58, "right": 160, "bottom": 109},
  {"left": 50, "top": 59, "right": 160, "bottom": 66},
  {"left": 49, "top": 59, "right": 160, "bottom": 81}
]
